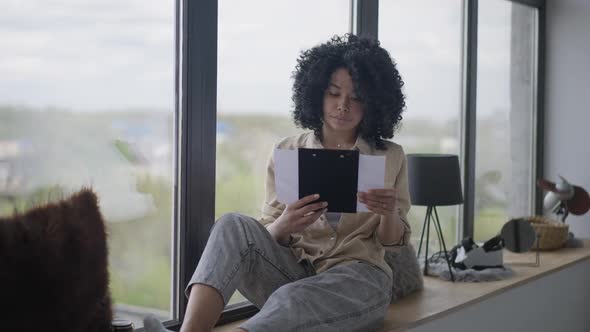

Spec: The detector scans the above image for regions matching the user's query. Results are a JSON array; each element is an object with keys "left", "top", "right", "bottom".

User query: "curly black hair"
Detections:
[{"left": 291, "top": 34, "right": 406, "bottom": 150}]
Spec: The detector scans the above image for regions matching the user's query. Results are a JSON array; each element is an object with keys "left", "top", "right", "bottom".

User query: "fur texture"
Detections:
[
  {"left": 0, "top": 189, "right": 112, "bottom": 332},
  {"left": 385, "top": 244, "right": 424, "bottom": 303},
  {"left": 424, "top": 261, "right": 514, "bottom": 282}
]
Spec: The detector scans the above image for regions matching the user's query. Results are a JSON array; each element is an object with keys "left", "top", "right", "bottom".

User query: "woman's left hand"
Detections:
[{"left": 357, "top": 189, "right": 397, "bottom": 215}]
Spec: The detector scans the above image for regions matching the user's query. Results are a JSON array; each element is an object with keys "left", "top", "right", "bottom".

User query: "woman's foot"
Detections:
[{"left": 143, "top": 315, "right": 173, "bottom": 332}]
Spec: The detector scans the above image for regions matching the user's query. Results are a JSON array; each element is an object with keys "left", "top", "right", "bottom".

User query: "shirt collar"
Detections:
[{"left": 308, "top": 132, "right": 373, "bottom": 154}]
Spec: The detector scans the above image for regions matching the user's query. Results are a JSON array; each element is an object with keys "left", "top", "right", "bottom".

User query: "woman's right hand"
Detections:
[{"left": 267, "top": 194, "right": 328, "bottom": 245}]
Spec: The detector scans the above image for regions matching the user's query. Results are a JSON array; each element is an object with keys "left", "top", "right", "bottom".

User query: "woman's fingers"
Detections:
[
  {"left": 358, "top": 193, "right": 393, "bottom": 207},
  {"left": 363, "top": 189, "right": 395, "bottom": 201},
  {"left": 299, "top": 208, "right": 327, "bottom": 227},
  {"left": 279, "top": 197, "right": 326, "bottom": 234},
  {"left": 367, "top": 188, "right": 395, "bottom": 197},
  {"left": 290, "top": 193, "right": 320, "bottom": 210},
  {"left": 359, "top": 189, "right": 396, "bottom": 202},
  {"left": 359, "top": 193, "right": 386, "bottom": 206},
  {"left": 297, "top": 201, "right": 328, "bottom": 217},
  {"left": 358, "top": 189, "right": 396, "bottom": 215},
  {"left": 363, "top": 200, "right": 392, "bottom": 214}
]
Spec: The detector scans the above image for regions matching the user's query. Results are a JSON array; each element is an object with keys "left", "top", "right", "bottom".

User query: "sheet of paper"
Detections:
[
  {"left": 274, "top": 148, "right": 386, "bottom": 213},
  {"left": 274, "top": 149, "right": 299, "bottom": 205},
  {"left": 357, "top": 154, "right": 386, "bottom": 212}
]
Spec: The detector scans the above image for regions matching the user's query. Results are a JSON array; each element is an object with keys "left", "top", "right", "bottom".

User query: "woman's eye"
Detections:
[{"left": 328, "top": 91, "right": 339, "bottom": 96}]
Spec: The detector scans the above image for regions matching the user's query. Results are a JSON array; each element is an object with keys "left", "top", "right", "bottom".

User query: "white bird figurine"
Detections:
[
  {"left": 537, "top": 176, "right": 590, "bottom": 223},
  {"left": 543, "top": 176, "right": 574, "bottom": 211}
]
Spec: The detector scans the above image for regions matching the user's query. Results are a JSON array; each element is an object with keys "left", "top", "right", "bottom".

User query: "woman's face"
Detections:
[{"left": 322, "top": 68, "right": 364, "bottom": 133}]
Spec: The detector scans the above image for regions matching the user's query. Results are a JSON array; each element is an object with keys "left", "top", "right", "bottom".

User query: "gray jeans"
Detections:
[{"left": 187, "top": 213, "right": 392, "bottom": 332}]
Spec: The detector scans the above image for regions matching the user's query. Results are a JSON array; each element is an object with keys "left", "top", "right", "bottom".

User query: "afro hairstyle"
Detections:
[{"left": 291, "top": 34, "right": 406, "bottom": 150}]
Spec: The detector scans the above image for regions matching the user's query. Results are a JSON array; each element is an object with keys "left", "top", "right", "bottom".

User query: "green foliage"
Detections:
[
  {"left": 109, "top": 256, "right": 171, "bottom": 310},
  {"left": 0, "top": 107, "right": 513, "bottom": 313},
  {"left": 113, "top": 139, "right": 139, "bottom": 163},
  {"left": 0, "top": 184, "right": 67, "bottom": 216},
  {"left": 474, "top": 207, "right": 507, "bottom": 242},
  {"left": 0, "top": 106, "right": 34, "bottom": 140},
  {"left": 408, "top": 205, "right": 458, "bottom": 250},
  {"left": 216, "top": 172, "right": 264, "bottom": 219},
  {"left": 214, "top": 114, "right": 301, "bottom": 220},
  {"left": 107, "top": 175, "right": 173, "bottom": 310}
]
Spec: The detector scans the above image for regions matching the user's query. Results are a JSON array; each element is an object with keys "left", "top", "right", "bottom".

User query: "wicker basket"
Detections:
[{"left": 525, "top": 216, "right": 569, "bottom": 250}]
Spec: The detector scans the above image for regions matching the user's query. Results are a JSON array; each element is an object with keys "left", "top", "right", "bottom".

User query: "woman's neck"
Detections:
[{"left": 321, "top": 127, "right": 358, "bottom": 150}]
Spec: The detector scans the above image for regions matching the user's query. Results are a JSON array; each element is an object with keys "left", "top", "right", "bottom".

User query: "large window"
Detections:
[
  {"left": 0, "top": 1, "right": 176, "bottom": 328},
  {"left": 216, "top": 0, "right": 350, "bottom": 306},
  {"left": 185, "top": 0, "right": 544, "bottom": 325},
  {"left": 474, "top": 1, "right": 538, "bottom": 242},
  {"left": 1, "top": 0, "right": 544, "bottom": 329},
  {"left": 379, "top": 0, "right": 464, "bottom": 251}
]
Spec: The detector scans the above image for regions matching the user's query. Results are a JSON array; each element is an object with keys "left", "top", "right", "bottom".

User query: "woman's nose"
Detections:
[{"left": 337, "top": 97, "right": 351, "bottom": 112}]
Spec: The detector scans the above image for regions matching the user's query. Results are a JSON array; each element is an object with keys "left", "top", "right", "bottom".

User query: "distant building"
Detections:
[
  {"left": 0, "top": 139, "right": 30, "bottom": 199},
  {"left": 217, "top": 121, "right": 232, "bottom": 143}
]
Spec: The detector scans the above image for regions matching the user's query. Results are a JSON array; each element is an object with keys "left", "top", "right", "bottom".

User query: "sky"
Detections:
[
  {"left": 0, "top": 0, "right": 536, "bottom": 120},
  {"left": 0, "top": 0, "right": 174, "bottom": 112}
]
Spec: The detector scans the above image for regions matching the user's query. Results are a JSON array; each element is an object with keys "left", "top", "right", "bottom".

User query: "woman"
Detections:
[{"left": 145, "top": 34, "right": 411, "bottom": 332}]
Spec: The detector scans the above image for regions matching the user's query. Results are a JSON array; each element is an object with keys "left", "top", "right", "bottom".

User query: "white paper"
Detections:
[
  {"left": 274, "top": 149, "right": 299, "bottom": 205},
  {"left": 357, "top": 154, "right": 386, "bottom": 212},
  {"left": 274, "top": 148, "right": 386, "bottom": 212}
]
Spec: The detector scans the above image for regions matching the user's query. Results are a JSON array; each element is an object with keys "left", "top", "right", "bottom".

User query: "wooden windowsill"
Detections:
[{"left": 213, "top": 240, "right": 590, "bottom": 332}]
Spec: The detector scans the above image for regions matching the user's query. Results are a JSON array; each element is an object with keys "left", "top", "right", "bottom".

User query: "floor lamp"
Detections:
[{"left": 407, "top": 154, "right": 464, "bottom": 282}]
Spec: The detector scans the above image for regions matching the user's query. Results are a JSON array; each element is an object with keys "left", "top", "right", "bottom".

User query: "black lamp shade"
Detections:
[{"left": 407, "top": 154, "right": 463, "bottom": 206}]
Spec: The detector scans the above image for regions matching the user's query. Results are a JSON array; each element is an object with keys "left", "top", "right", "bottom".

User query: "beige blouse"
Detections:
[{"left": 258, "top": 132, "right": 411, "bottom": 276}]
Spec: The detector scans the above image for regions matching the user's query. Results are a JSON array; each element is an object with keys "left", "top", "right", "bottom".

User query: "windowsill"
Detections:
[{"left": 213, "top": 240, "right": 590, "bottom": 332}]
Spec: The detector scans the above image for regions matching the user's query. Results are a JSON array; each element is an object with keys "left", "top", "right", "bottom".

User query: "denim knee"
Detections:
[
  {"left": 215, "top": 212, "right": 242, "bottom": 228},
  {"left": 213, "top": 213, "right": 260, "bottom": 243},
  {"left": 217, "top": 212, "right": 258, "bottom": 228}
]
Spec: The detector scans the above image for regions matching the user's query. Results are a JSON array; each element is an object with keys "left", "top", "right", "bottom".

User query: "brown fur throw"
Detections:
[{"left": 0, "top": 189, "right": 112, "bottom": 332}]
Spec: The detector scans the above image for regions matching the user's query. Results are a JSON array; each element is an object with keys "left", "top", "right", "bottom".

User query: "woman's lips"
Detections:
[{"left": 331, "top": 116, "right": 350, "bottom": 122}]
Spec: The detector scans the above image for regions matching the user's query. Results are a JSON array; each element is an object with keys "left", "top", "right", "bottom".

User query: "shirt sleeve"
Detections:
[
  {"left": 258, "top": 142, "right": 286, "bottom": 227},
  {"left": 381, "top": 146, "right": 412, "bottom": 250}
]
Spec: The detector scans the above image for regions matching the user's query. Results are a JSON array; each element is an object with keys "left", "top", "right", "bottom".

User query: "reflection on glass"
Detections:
[
  {"left": 0, "top": 1, "right": 175, "bottom": 328},
  {"left": 216, "top": 0, "right": 349, "bottom": 305},
  {"left": 379, "top": 0, "right": 463, "bottom": 251},
  {"left": 475, "top": 1, "right": 537, "bottom": 242}
]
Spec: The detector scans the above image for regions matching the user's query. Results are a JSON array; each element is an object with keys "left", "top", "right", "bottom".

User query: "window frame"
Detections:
[
  {"left": 167, "top": 0, "right": 547, "bottom": 329},
  {"left": 462, "top": 0, "right": 546, "bottom": 240},
  {"left": 174, "top": 0, "right": 219, "bottom": 328},
  {"left": 359, "top": 0, "right": 546, "bottom": 241}
]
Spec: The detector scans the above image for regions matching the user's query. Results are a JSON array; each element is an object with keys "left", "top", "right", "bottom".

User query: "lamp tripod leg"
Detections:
[
  {"left": 435, "top": 218, "right": 444, "bottom": 253},
  {"left": 417, "top": 208, "right": 429, "bottom": 259},
  {"left": 424, "top": 206, "right": 432, "bottom": 276},
  {"left": 433, "top": 207, "right": 455, "bottom": 282}
]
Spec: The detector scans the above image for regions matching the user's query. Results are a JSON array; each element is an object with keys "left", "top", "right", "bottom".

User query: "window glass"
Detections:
[
  {"left": 379, "top": 0, "right": 463, "bottom": 251},
  {"left": 475, "top": 1, "right": 537, "bottom": 242},
  {"left": 0, "top": 1, "right": 176, "bottom": 327},
  {"left": 217, "top": 0, "right": 350, "bottom": 305}
]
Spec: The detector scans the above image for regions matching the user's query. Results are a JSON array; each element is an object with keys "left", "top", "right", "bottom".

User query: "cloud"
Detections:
[
  {"left": 0, "top": 0, "right": 174, "bottom": 111},
  {"left": 1, "top": 0, "right": 528, "bottom": 119}
]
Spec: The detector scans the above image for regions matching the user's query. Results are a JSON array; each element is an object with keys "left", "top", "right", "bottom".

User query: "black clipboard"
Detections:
[{"left": 298, "top": 148, "right": 359, "bottom": 213}]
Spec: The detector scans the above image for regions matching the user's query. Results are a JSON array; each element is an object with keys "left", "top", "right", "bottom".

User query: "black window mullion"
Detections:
[
  {"left": 179, "top": 0, "right": 262, "bottom": 326},
  {"left": 177, "top": 0, "right": 218, "bottom": 327},
  {"left": 510, "top": 0, "right": 545, "bottom": 7},
  {"left": 534, "top": 1, "right": 546, "bottom": 215},
  {"left": 355, "top": 0, "right": 379, "bottom": 38},
  {"left": 461, "top": 0, "right": 478, "bottom": 240}
]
